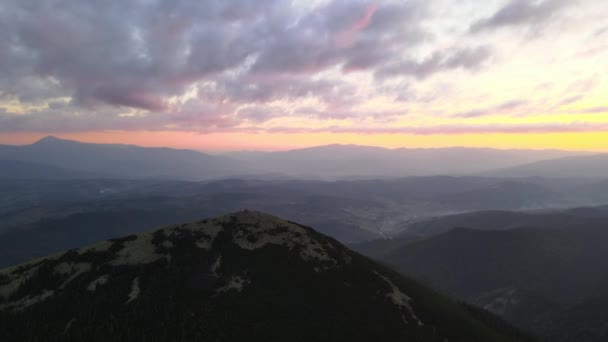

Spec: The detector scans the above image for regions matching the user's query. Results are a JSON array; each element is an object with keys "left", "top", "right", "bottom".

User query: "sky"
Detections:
[{"left": 0, "top": 0, "right": 607, "bottom": 151}]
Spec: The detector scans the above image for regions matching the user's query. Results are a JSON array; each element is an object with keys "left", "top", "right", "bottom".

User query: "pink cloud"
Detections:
[{"left": 335, "top": 1, "right": 379, "bottom": 48}]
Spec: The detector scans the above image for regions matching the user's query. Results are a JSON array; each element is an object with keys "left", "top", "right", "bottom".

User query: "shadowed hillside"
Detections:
[{"left": 0, "top": 211, "right": 533, "bottom": 342}]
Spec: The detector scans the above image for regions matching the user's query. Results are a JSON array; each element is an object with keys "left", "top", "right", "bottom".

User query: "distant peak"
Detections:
[
  {"left": 296, "top": 144, "right": 387, "bottom": 152},
  {"left": 33, "top": 136, "right": 65, "bottom": 144}
]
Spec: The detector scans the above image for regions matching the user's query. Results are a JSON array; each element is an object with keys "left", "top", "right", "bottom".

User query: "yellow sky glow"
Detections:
[{"left": 2, "top": 131, "right": 608, "bottom": 152}]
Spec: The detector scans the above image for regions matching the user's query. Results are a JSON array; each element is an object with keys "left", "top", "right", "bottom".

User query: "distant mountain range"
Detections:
[
  {"left": 0, "top": 136, "right": 256, "bottom": 181},
  {"left": 355, "top": 207, "right": 608, "bottom": 342},
  {"left": 0, "top": 211, "right": 531, "bottom": 342},
  {"left": 0, "top": 136, "right": 595, "bottom": 180},
  {"left": 487, "top": 154, "right": 608, "bottom": 179},
  {"left": 227, "top": 143, "right": 585, "bottom": 179}
]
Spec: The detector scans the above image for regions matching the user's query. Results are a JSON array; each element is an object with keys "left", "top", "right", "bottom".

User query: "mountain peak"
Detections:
[
  {"left": 0, "top": 212, "right": 530, "bottom": 342},
  {"left": 32, "top": 136, "right": 66, "bottom": 145},
  {"left": 0, "top": 211, "right": 351, "bottom": 307}
]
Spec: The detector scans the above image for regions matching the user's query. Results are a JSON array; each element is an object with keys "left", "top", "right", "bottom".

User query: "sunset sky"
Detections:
[{"left": 1, "top": 0, "right": 607, "bottom": 151}]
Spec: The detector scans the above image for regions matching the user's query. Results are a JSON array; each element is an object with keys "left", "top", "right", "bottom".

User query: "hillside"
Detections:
[
  {"left": 0, "top": 211, "right": 532, "bottom": 342},
  {"left": 356, "top": 224, "right": 608, "bottom": 341},
  {"left": 396, "top": 206, "right": 608, "bottom": 239},
  {"left": 365, "top": 227, "right": 608, "bottom": 304}
]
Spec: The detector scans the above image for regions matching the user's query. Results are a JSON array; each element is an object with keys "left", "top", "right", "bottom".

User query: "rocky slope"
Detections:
[{"left": 0, "top": 211, "right": 531, "bottom": 342}]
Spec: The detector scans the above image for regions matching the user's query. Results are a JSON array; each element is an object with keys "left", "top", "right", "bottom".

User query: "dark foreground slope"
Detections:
[
  {"left": 0, "top": 211, "right": 531, "bottom": 342},
  {"left": 363, "top": 227, "right": 608, "bottom": 305},
  {"left": 357, "top": 225, "right": 608, "bottom": 341}
]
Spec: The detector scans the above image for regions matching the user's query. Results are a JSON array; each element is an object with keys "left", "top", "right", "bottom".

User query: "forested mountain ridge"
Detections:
[{"left": 0, "top": 211, "right": 532, "bottom": 342}]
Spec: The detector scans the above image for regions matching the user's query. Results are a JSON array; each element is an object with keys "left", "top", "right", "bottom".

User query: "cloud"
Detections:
[
  {"left": 262, "top": 122, "right": 608, "bottom": 135},
  {"left": 197, "top": 74, "right": 360, "bottom": 112},
  {"left": 0, "top": 0, "right": 599, "bottom": 138},
  {"left": 92, "top": 88, "right": 169, "bottom": 112},
  {"left": 0, "top": 104, "right": 240, "bottom": 133},
  {"left": 0, "top": 0, "right": 431, "bottom": 115},
  {"left": 470, "top": 0, "right": 572, "bottom": 33},
  {"left": 557, "top": 95, "right": 584, "bottom": 106},
  {"left": 595, "top": 26, "right": 608, "bottom": 37},
  {"left": 250, "top": 0, "right": 429, "bottom": 75},
  {"left": 453, "top": 100, "right": 528, "bottom": 118},
  {"left": 334, "top": 1, "right": 379, "bottom": 48},
  {"left": 3, "top": 102, "right": 608, "bottom": 136},
  {"left": 375, "top": 46, "right": 493, "bottom": 80},
  {"left": 236, "top": 106, "right": 285, "bottom": 123},
  {"left": 575, "top": 106, "right": 608, "bottom": 114}
]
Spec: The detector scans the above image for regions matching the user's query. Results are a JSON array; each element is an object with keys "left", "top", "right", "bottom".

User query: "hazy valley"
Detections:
[{"left": 2, "top": 138, "right": 608, "bottom": 341}]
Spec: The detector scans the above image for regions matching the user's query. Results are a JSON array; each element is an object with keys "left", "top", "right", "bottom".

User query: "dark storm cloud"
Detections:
[{"left": 470, "top": 0, "right": 572, "bottom": 33}]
